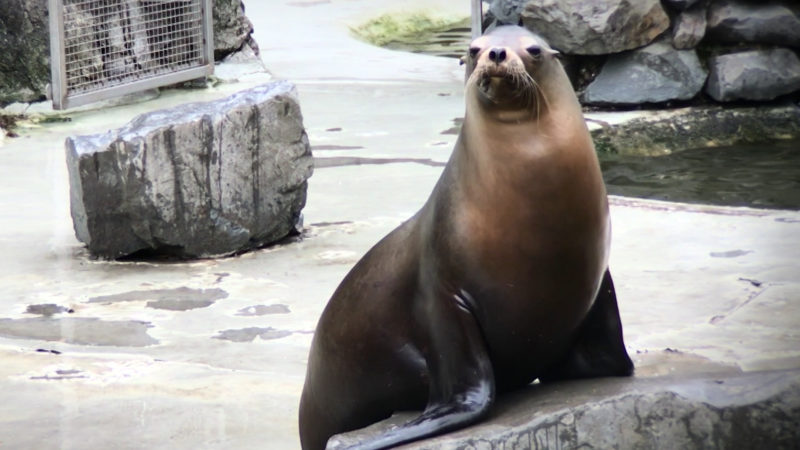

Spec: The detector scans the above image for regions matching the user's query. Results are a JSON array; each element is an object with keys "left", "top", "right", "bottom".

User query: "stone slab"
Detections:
[
  {"left": 333, "top": 369, "right": 800, "bottom": 449},
  {"left": 65, "top": 81, "right": 313, "bottom": 258}
]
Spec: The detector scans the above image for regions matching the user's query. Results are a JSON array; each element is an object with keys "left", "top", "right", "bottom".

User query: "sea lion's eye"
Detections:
[
  {"left": 527, "top": 46, "right": 542, "bottom": 57},
  {"left": 469, "top": 47, "right": 480, "bottom": 58}
]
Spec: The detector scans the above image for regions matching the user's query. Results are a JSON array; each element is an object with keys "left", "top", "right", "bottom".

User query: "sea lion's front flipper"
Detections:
[
  {"left": 539, "top": 269, "right": 634, "bottom": 382},
  {"left": 327, "top": 290, "right": 495, "bottom": 450}
]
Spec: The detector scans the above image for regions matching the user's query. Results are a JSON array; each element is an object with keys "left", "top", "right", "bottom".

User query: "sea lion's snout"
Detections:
[{"left": 488, "top": 48, "right": 507, "bottom": 64}]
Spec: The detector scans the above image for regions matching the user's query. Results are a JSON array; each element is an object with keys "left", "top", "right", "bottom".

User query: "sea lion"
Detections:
[{"left": 299, "top": 25, "right": 634, "bottom": 450}]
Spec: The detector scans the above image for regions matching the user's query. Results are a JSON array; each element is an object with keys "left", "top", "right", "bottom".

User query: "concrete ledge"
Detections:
[
  {"left": 588, "top": 104, "right": 800, "bottom": 156},
  {"left": 333, "top": 369, "right": 800, "bottom": 449}
]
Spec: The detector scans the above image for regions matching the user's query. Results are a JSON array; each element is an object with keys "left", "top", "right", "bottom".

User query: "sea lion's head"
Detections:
[{"left": 463, "top": 26, "right": 560, "bottom": 116}]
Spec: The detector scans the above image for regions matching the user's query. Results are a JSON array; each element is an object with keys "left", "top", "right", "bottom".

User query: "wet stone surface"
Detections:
[
  {"left": 235, "top": 304, "right": 291, "bottom": 316},
  {"left": 89, "top": 287, "right": 229, "bottom": 306},
  {"left": 335, "top": 369, "right": 800, "bottom": 450},
  {"left": 146, "top": 299, "right": 216, "bottom": 311},
  {"left": 213, "top": 327, "right": 294, "bottom": 342},
  {"left": 0, "top": 317, "right": 158, "bottom": 346},
  {"left": 315, "top": 156, "right": 446, "bottom": 169}
]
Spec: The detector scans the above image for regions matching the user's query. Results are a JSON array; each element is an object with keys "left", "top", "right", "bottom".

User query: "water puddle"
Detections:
[
  {"left": 600, "top": 139, "right": 800, "bottom": 210},
  {"left": 0, "top": 317, "right": 158, "bottom": 346},
  {"left": 214, "top": 327, "right": 293, "bottom": 342},
  {"left": 315, "top": 156, "right": 445, "bottom": 168},
  {"left": 236, "top": 304, "right": 291, "bottom": 316},
  {"left": 382, "top": 26, "right": 471, "bottom": 59},
  {"left": 88, "top": 287, "right": 229, "bottom": 311}
]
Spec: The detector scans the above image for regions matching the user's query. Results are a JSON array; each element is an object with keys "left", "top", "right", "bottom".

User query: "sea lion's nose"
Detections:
[{"left": 488, "top": 48, "right": 507, "bottom": 63}]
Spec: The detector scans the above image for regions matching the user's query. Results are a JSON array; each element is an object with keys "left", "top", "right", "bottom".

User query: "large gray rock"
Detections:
[
  {"left": 213, "top": 0, "right": 259, "bottom": 59},
  {"left": 706, "top": 49, "right": 800, "bottom": 102},
  {"left": 0, "top": 0, "right": 49, "bottom": 104},
  {"left": 488, "top": 0, "right": 526, "bottom": 26},
  {"left": 582, "top": 40, "right": 707, "bottom": 105},
  {"left": 333, "top": 370, "right": 800, "bottom": 449},
  {"left": 671, "top": 2, "right": 707, "bottom": 50},
  {"left": 706, "top": 1, "right": 800, "bottom": 47},
  {"left": 66, "top": 81, "right": 313, "bottom": 259},
  {"left": 520, "top": 0, "right": 670, "bottom": 55}
]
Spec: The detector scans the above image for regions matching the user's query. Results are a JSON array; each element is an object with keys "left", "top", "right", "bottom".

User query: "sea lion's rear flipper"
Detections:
[
  {"left": 327, "top": 290, "right": 495, "bottom": 450},
  {"left": 539, "top": 269, "right": 634, "bottom": 382}
]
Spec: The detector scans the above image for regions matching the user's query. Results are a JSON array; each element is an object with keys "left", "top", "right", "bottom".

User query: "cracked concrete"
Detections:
[{"left": 0, "top": 0, "right": 798, "bottom": 448}]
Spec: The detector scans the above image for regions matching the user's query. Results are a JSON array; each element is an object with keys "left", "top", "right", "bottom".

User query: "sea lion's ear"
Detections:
[
  {"left": 460, "top": 56, "right": 466, "bottom": 66},
  {"left": 546, "top": 47, "right": 561, "bottom": 58}
]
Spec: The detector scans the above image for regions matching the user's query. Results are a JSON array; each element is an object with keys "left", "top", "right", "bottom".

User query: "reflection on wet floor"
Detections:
[
  {"left": 600, "top": 139, "right": 800, "bottom": 210},
  {"left": 236, "top": 304, "right": 291, "bottom": 316},
  {"left": 382, "top": 26, "right": 471, "bottom": 59},
  {"left": 88, "top": 287, "right": 229, "bottom": 310},
  {"left": 314, "top": 155, "right": 446, "bottom": 168},
  {"left": 0, "top": 317, "right": 158, "bottom": 346}
]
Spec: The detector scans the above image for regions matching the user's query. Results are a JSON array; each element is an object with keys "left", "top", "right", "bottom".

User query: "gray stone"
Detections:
[
  {"left": 333, "top": 370, "right": 800, "bottom": 449},
  {"left": 582, "top": 40, "right": 707, "bottom": 105},
  {"left": 706, "top": 49, "right": 800, "bottom": 102},
  {"left": 65, "top": 81, "right": 313, "bottom": 259},
  {"left": 520, "top": 0, "right": 670, "bottom": 55},
  {"left": 214, "top": 0, "right": 258, "bottom": 59},
  {"left": 706, "top": 0, "right": 800, "bottom": 47},
  {"left": 488, "top": 0, "right": 526, "bottom": 26},
  {"left": 672, "top": 2, "right": 707, "bottom": 50},
  {"left": 0, "top": 0, "right": 49, "bottom": 105}
]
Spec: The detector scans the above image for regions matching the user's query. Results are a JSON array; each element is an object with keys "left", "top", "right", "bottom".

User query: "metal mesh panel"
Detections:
[{"left": 49, "top": 0, "right": 213, "bottom": 109}]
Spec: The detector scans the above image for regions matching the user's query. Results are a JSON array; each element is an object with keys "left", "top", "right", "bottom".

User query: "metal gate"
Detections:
[{"left": 48, "top": 0, "right": 214, "bottom": 110}]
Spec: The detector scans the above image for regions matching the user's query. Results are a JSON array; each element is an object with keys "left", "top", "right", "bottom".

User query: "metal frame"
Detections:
[
  {"left": 48, "top": 0, "right": 214, "bottom": 110},
  {"left": 471, "top": 0, "right": 483, "bottom": 39}
]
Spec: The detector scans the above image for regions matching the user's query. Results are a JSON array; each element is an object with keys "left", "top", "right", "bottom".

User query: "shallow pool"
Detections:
[{"left": 600, "top": 139, "right": 800, "bottom": 210}]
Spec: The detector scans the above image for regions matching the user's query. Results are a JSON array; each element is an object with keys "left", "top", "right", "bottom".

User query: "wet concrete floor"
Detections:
[{"left": 1, "top": 0, "right": 799, "bottom": 448}]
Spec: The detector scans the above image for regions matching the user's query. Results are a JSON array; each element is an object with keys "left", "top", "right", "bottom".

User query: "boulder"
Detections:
[
  {"left": 706, "top": 1, "right": 800, "bottom": 47},
  {"left": 706, "top": 49, "right": 800, "bottom": 102},
  {"left": 0, "top": 0, "right": 49, "bottom": 104},
  {"left": 487, "top": 0, "right": 526, "bottom": 26},
  {"left": 66, "top": 81, "right": 313, "bottom": 259},
  {"left": 582, "top": 40, "right": 707, "bottom": 105},
  {"left": 671, "top": 2, "right": 707, "bottom": 50},
  {"left": 520, "top": 0, "right": 670, "bottom": 55},
  {"left": 213, "top": 0, "right": 259, "bottom": 59}
]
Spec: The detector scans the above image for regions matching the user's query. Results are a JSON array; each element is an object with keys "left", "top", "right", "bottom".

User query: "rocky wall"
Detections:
[{"left": 484, "top": 0, "right": 800, "bottom": 107}]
